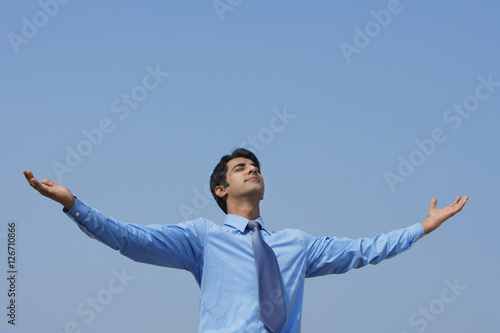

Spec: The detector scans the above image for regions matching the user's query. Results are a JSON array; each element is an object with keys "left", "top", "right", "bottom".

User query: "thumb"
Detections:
[
  {"left": 429, "top": 198, "right": 437, "bottom": 211},
  {"left": 40, "top": 178, "right": 56, "bottom": 187}
]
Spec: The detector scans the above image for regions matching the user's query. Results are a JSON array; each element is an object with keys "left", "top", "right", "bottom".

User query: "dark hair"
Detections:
[{"left": 210, "top": 148, "right": 261, "bottom": 214}]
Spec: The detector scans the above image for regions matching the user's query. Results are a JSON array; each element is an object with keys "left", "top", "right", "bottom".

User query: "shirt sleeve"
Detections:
[
  {"left": 304, "top": 223, "right": 425, "bottom": 278},
  {"left": 64, "top": 198, "right": 206, "bottom": 280}
]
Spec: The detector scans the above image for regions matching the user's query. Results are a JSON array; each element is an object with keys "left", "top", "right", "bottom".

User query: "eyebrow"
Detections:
[{"left": 231, "top": 162, "right": 257, "bottom": 172}]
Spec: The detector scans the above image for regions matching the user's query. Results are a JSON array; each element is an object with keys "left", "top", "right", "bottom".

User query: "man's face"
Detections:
[{"left": 221, "top": 157, "right": 265, "bottom": 202}]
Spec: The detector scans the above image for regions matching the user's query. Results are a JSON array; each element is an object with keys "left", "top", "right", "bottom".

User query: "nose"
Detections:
[{"left": 248, "top": 165, "right": 259, "bottom": 174}]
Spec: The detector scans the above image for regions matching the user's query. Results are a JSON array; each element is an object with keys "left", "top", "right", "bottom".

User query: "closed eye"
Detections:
[{"left": 231, "top": 162, "right": 260, "bottom": 173}]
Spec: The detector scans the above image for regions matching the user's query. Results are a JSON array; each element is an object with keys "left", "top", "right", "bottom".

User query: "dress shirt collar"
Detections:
[{"left": 224, "top": 214, "right": 267, "bottom": 233}]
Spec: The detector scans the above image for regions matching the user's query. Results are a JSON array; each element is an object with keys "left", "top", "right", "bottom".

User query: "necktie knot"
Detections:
[{"left": 247, "top": 220, "right": 260, "bottom": 232}]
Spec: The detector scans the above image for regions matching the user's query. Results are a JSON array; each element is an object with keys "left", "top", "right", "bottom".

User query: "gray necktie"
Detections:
[{"left": 247, "top": 220, "right": 286, "bottom": 332}]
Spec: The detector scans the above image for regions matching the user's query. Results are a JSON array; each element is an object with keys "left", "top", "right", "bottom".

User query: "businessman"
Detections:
[{"left": 23, "top": 148, "right": 468, "bottom": 332}]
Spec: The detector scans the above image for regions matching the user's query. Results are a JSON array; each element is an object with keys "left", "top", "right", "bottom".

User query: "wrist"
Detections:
[
  {"left": 421, "top": 218, "right": 439, "bottom": 235},
  {"left": 63, "top": 196, "right": 77, "bottom": 212}
]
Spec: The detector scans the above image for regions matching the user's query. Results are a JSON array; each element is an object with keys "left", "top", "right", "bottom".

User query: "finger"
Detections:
[
  {"left": 456, "top": 195, "right": 469, "bottom": 209},
  {"left": 40, "top": 178, "right": 56, "bottom": 187},
  {"left": 23, "top": 170, "right": 40, "bottom": 188},
  {"left": 30, "top": 177, "right": 44, "bottom": 192},
  {"left": 23, "top": 171, "right": 46, "bottom": 193},
  {"left": 429, "top": 198, "right": 437, "bottom": 210},
  {"left": 23, "top": 169, "right": 34, "bottom": 184},
  {"left": 447, "top": 195, "right": 468, "bottom": 215}
]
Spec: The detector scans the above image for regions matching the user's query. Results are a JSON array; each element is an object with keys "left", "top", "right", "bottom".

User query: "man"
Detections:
[{"left": 23, "top": 148, "right": 468, "bottom": 332}]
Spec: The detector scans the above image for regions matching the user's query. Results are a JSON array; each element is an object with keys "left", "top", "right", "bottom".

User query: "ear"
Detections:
[{"left": 214, "top": 185, "right": 227, "bottom": 199}]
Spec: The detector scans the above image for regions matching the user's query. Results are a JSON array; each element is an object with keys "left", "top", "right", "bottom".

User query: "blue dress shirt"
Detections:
[{"left": 65, "top": 198, "right": 425, "bottom": 332}]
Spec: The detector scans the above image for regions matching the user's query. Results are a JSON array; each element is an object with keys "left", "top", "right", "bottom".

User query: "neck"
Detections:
[{"left": 226, "top": 198, "right": 261, "bottom": 220}]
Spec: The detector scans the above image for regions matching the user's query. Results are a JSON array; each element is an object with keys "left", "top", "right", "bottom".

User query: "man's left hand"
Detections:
[{"left": 421, "top": 195, "right": 469, "bottom": 234}]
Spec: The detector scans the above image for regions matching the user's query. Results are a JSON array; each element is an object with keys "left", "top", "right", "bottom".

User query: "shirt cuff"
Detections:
[
  {"left": 62, "top": 197, "right": 100, "bottom": 241},
  {"left": 63, "top": 197, "right": 90, "bottom": 222},
  {"left": 408, "top": 222, "right": 425, "bottom": 245}
]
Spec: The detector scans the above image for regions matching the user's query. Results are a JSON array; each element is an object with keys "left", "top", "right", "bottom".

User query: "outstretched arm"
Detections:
[
  {"left": 23, "top": 170, "right": 76, "bottom": 211},
  {"left": 306, "top": 195, "right": 469, "bottom": 277},
  {"left": 420, "top": 195, "right": 469, "bottom": 234},
  {"left": 22, "top": 169, "right": 205, "bottom": 275}
]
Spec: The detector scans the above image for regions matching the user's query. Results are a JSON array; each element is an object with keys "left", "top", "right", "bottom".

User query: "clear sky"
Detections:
[{"left": 1, "top": 1, "right": 499, "bottom": 332}]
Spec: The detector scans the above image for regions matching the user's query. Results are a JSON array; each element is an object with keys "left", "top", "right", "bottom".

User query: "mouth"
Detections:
[{"left": 245, "top": 177, "right": 260, "bottom": 183}]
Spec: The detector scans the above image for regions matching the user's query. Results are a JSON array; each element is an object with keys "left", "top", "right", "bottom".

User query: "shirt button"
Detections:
[{"left": 76, "top": 212, "right": 80, "bottom": 217}]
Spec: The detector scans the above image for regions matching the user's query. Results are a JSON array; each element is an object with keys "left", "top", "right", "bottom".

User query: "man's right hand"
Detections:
[{"left": 23, "top": 170, "right": 76, "bottom": 211}]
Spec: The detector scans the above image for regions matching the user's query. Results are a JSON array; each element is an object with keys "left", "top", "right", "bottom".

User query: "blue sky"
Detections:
[{"left": 1, "top": 1, "right": 499, "bottom": 332}]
